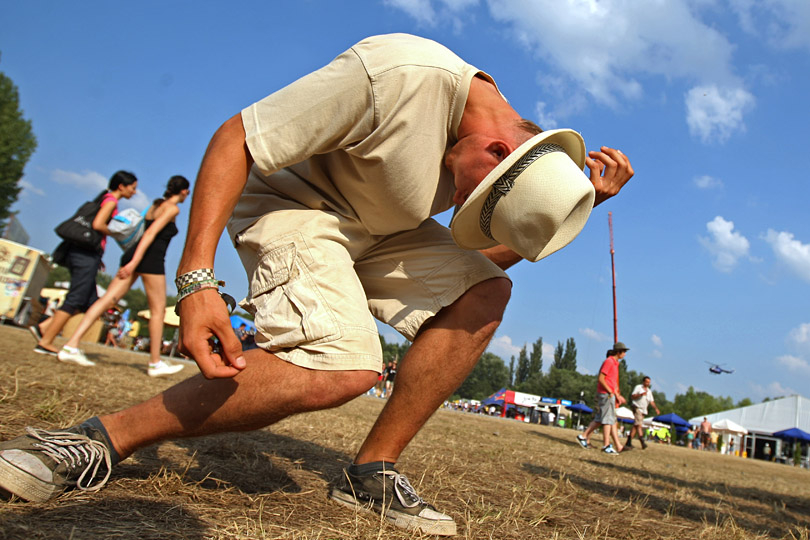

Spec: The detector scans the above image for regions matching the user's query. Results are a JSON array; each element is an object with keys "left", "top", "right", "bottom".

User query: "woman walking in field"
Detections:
[
  {"left": 32, "top": 171, "right": 138, "bottom": 355},
  {"left": 56, "top": 175, "right": 191, "bottom": 377}
]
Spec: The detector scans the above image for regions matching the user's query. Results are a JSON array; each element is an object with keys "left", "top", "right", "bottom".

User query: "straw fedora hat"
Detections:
[{"left": 450, "top": 129, "right": 595, "bottom": 262}]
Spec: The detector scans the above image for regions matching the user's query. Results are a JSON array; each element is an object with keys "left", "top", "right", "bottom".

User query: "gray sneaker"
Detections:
[
  {"left": 0, "top": 426, "right": 112, "bottom": 502},
  {"left": 330, "top": 467, "right": 456, "bottom": 536}
]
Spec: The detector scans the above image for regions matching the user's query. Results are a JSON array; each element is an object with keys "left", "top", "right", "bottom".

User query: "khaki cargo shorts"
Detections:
[{"left": 233, "top": 202, "right": 509, "bottom": 374}]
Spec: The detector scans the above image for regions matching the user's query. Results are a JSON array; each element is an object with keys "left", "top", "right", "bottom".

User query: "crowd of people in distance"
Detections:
[
  {"left": 234, "top": 322, "right": 258, "bottom": 351},
  {"left": 367, "top": 359, "right": 398, "bottom": 398}
]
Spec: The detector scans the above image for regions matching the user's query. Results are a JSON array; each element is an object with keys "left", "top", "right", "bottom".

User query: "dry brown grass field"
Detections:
[{"left": 0, "top": 324, "right": 808, "bottom": 540}]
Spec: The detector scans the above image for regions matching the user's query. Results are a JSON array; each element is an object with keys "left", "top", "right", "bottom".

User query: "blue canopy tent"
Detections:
[
  {"left": 480, "top": 388, "right": 507, "bottom": 407},
  {"left": 229, "top": 314, "right": 256, "bottom": 332},
  {"left": 566, "top": 402, "right": 592, "bottom": 429},
  {"left": 566, "top": 403, "right": 593, "bottom": 414},
  {"left": 653, "top": 412, "right": 690, "bottom": 427},
  {"left": 653, "top": 412, "right": 691, "bottom": 439},
  {"left": 772, "top": 427, "right": 810, "bottom": 443}
]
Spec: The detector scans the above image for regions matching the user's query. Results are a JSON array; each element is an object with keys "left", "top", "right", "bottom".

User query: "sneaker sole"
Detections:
[
  {"left": 57, "top": 356, "right": 95, "bottom": 367},
  {"left": 0, "top": 456, "right": 58, "bottom": 503},
  {"left": 33, "top": 347, "right": 57, "bottom": 357},
  {"left": 330, "top": 488, "right": 457, "bottom": 536},
  {"left": 28, "top": 326, "right": 42, "bottom": 342},
  {"left": 147, "top": 365, "right": 185, "bottom": 377}
]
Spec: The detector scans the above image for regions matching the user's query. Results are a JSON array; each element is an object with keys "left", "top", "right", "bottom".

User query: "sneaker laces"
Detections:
[
  {"left": 28, "top": 427, "right": 112, "bottom": 492},
  {"left": 379, "top": 470, "right": 425, "bottom": 509}
]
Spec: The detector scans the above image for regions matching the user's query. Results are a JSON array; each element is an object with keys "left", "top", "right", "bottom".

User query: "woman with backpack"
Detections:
[
  {"left": 31, "top": 171, "right": 138, "bottom": 356},
  {"left": 55, "top": 175, "right": 191, "bottom": 377}
]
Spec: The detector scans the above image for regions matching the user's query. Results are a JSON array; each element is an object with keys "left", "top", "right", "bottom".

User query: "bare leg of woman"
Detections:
[{"left": 140, "top": 273, "right": 183, "bottom": 376}]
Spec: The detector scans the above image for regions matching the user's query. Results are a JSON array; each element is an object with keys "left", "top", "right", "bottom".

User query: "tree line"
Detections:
[{"left": 449, "top": 335, "right": 754, "bottom": 418}]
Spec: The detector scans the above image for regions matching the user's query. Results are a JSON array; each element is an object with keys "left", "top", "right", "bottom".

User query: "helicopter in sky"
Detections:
[{"left": 706, "top": 362, "right": 734, "bottom": 375}]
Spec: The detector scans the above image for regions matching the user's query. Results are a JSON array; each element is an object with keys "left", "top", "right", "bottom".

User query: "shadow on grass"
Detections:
[
  {"left": 581, "top": 457, "right": 810, "bottom": 531},
  {"left": 115, "top": 429, "right": 353, "bottom": 495},
  {"left": 0, "top": 498, "right": 207, "bottom": 540},
  {"left": 522, "top": 452, "right": 807, "bottom": 538}
]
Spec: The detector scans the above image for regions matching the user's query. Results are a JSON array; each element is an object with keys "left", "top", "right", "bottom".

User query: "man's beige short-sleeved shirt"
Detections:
[{"left": 230, "top": 33, "right": 490, "bottom": 239}]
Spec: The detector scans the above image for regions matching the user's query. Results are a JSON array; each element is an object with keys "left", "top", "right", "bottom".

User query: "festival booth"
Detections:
[
  {"left": 0, "top": 239, "right": 50, "bottom": 327},
  {"left": 653, "top": 412, "right": 691, "bottom": 443},
  {"left": 482, "top": 388, "right": 572, "bottom": 425},
  {"left": 711, "top": 418, "right": 748, "bottom": 456},
  {"left": 772, "top": 428, "right": 810, "bottom": 468}
]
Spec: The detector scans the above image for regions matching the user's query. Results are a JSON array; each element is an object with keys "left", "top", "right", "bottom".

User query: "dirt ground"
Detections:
[{"left": 0, "top": 324, "right": 808, "bottom": 540}]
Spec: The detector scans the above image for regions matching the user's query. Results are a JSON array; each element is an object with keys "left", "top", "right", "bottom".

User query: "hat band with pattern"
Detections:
[{"left": 479, "top": 143, "right": 565, "bottom": 240}]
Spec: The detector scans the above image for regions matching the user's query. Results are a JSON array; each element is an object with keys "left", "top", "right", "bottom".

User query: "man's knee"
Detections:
[
  {"left": 465, "top": 277, "right": 512, "bottom": 324},
  {"left": 303, "top": 370, "right": 378, "bottom": 410}
]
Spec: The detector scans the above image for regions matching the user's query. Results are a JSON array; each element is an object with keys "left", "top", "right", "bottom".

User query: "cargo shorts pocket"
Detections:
[{"left": 242, "top": 242, "right": 340, "bottom": 349}]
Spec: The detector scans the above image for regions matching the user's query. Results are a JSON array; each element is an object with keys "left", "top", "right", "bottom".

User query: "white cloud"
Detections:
[
  {"left": 51, "top": 168, "right": 151, "bottom": 210},
  {"left": 699, "top": 216, "right": 750, "bottom": 272},
  {"left": 18, "top": 180, "right": 45, "bottom": 197},
  {"left": 580, "top": 327, "right": 608, "bottom": 342},
  {"left": 534, "top": 101, "right": 558, "bottom": 130},
  {"left": 763, "top": 230, "right": 810, "bottom": 283},
  {"left": 388, "top": 0, "right": 756, "bottom": 141},
  {"left": 651, "top": 350, "right": 663, "bottom": 359},
  {"left": 51, "top": 169, "right": 107, "bottom": 192},
  {"left": 122, "top": 191, "right": 151, "bottom": 212},
  {"left": 651, "top": 334, "right": 663, "bottom": 347},
  {"left": 788, "top": 323, "right": 810, "bottom": 347},
  {"left": 750, "top": 380, "right": 798, "bottom": 400},
  {"left": 486, "top": 0, "right": 739, "bottom": 104},
  {"left": 685, "top": 85, "right": 755, "bottom": 143},
  {"left": 694, "top": 174, "right": 723, "bottom": 189},
  {"left": 728, "top": 0, "right": 810, "bottom": 52},
  {"left": 777, "top": 354, "right": 810, "bottom": 373},
  {"left": 488, "top": 334, "right": 521, "bottom": 358},
  {"left": 383, "top": 0, "right": 437, "bottom": 26},
  {"left": 542, "top": 342, "right": 555, "bottom": 360}
]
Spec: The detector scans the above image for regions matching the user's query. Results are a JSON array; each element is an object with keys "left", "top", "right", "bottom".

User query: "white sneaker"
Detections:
[
  {"left": 57, "top": 347, "right": 95, "bottom": 367},
  {"left": 147, "top": 360, "right": 184, "bottom": 377}
]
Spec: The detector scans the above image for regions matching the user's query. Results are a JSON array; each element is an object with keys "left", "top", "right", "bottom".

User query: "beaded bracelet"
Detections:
[
  {"left": 178, "top": 279, "right": 222, "bottom": 297},
  {"left": 174, "top": 284, "right": 229, "bottom": 315}
]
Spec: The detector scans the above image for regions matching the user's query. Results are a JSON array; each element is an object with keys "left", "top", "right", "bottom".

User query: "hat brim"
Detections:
[{"left": 450, "top": 129, "right": 587, "bottom": 252}]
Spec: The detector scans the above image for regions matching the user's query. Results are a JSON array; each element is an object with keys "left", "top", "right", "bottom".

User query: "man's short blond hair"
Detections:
[{"left": 513, "top": 118, "right": 543, "bottom": 145}]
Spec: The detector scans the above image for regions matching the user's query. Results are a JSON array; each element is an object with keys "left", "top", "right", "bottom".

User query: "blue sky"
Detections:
[{"left": 2, "top": 0, "right": 808, "bottom": 404}]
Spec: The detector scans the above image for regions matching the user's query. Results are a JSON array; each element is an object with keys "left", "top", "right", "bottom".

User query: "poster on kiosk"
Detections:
[{"left": 0, "top": 239, "right": 51, "bottom": 326}]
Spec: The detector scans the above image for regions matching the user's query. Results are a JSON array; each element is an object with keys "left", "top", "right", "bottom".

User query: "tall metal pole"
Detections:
[{"left": 609, "top": 212, "right": 618, "bottom": 343}]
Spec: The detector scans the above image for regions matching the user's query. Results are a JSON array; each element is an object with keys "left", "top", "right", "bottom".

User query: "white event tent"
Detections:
[
  {"left": 688, "top": 395, "right": 810, "bottom": 434},
  {"left": 689, "top": 395, "right": 810, "bottom": 461}
]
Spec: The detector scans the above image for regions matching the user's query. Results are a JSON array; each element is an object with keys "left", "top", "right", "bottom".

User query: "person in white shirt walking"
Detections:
[{"left": 626, "top": 376, "right": 660, "bottom": 449}]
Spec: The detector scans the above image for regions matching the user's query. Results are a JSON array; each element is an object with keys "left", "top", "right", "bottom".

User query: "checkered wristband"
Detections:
[{"left": 175, "top": 268, "right": 216, "bottom": 291}]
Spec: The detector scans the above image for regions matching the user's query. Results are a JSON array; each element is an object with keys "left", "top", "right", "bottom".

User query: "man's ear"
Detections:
[{"left": 485, "top": 140, "right": 512, "bottom": 163}]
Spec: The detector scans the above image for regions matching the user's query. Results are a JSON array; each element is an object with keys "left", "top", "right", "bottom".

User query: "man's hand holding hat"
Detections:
[{"left": 586, "top": 146, "right": 634, "bottom": 207}]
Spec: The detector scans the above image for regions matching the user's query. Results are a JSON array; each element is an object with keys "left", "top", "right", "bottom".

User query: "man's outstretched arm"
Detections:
[{"left": 177, "top": 113, "right": 254, "bottom": 379}]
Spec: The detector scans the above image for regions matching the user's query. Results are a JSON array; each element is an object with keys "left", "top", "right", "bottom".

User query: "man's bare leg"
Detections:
[
  {"left": 353, "top": 277, "right": 511, "bottom": 464},
  {"left": 100, "top": 353, "right": 378, "bottom": 460}
]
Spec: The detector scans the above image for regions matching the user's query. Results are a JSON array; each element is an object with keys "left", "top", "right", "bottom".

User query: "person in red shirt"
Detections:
[{"left": 577, "top": 342, "right": 629, "bottom": 454}]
